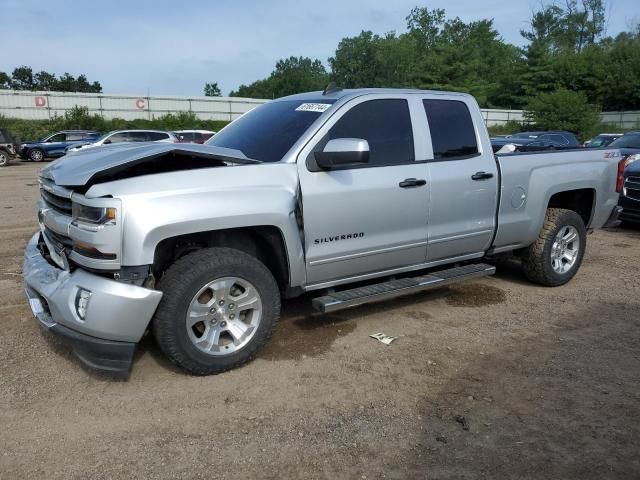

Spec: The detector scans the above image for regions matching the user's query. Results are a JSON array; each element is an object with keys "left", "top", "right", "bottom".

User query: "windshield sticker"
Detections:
[{"left": 296, "top": 103, "right": 332, "bottom": 113}]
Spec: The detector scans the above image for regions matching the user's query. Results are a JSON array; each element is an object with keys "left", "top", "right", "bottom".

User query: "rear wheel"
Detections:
[
  {"left": 521, "top": 208, "right": 586, "bottom": 286},
  {"left": 29, "top": 149, "right": 44, "bottom": 162},
  {"left": 0, "top": 151, "right": 9, "bottom": 167},
  {"left": 152, "top": 247, "right": 280, "bottom": 375}
]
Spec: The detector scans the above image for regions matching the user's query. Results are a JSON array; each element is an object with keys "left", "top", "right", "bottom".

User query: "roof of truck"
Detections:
[{"left": 280, "top": 88, "right": 473, "bottom": 102}]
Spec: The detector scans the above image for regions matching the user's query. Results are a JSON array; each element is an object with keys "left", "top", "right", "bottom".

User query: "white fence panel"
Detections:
[{"left": 0, "top": 90, "right": 638, "bottom": 128}]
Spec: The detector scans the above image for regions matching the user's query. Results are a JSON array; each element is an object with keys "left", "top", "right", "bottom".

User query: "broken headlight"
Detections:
[{"left": 72, "top": 203, "right": 117, "bottom": 226}]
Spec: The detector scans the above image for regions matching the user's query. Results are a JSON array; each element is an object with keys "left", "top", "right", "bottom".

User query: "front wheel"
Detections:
[
  {"left": 29, "top": 149, "right": 44, "bottom": 162},
  {"left": 521, "top": 208, "right": 587, "bottom": 286},
  {"left": 152, "top": 247, "right": 280, "bottom": 375},
  {"left": 0, "top": 151, "right": 9, "bottom": 167}
]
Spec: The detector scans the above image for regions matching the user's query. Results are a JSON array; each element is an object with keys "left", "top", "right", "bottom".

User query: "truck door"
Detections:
[
  {"left": 420, "top": 97, "right": 499, "bottom": 262},
  {"left": 297, "top": 95, "right": 430, "bottom": 286}
]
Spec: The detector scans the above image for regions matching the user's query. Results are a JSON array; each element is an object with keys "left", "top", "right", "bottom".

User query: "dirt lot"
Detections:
[{"left": 1, "top": 161, "right": 639, "bottom": 479}]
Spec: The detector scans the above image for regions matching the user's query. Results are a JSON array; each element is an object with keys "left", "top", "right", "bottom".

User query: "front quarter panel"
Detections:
[{"left": 87, "top": 164, "right": 305, "bottom": 286}]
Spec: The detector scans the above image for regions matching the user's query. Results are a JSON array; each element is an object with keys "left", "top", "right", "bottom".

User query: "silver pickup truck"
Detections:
[{"left": 24, "top": 88, "right": 623, "bottom": 375}]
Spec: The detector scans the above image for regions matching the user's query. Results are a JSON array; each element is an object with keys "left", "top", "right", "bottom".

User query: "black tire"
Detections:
[
  {"left": 152, "top": 247, "right": 280, "bottom": 375},
  {"left": 521, "top": 208, "right": 587, "bottom": 286},
  {"left": 0, "top": 151, "right": 9, "bottom": 167},
  {"left": 29, "top": 148, "right": 44, "bottom": 162}
]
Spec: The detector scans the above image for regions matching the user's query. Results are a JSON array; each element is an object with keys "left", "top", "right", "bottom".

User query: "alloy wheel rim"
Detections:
[
  {"left": 186, "top": 276, "right": 262, "bottom": 356},
  {"left": 550, "top": 225, "right": 579, "bottom": 274}
]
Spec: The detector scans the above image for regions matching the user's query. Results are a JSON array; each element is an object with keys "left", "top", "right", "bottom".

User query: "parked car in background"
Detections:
[
  {"left": 0, "top": 128, "right": 18, "bottom": 167},
  {"left": 19, "top": 130, "right": 100, "bottom": 162},
  {"left": 173, "top": 130, "right": 216, "bottom": 144},
  {"left": 66, "top": 130, "right": 177, "bottom": 153},
  {"left": 491, "top": 131, "right": 581, "bottom": 153},
  {"left": 610, "top": 132, "right": 640, "bottom": 225},
  {"left": 584, "top": 133, "right": 623, "bottom": 148}
]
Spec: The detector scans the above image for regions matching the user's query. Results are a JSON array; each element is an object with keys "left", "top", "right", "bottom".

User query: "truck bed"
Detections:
[{"left": 491, "top": 148, "right": 620, "bottom": 253}]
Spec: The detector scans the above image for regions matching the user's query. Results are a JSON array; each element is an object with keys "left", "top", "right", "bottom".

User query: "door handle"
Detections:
[
  {"left": 471, "top": 171, "right": 494, "bottom": 180},
  {"left": 399, "top": 178, "right": 427, "bottom": 188}
]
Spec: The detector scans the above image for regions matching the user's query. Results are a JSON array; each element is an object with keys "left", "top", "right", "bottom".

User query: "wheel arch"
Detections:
[
  {"left": 547, "top": 188, "right": 596, "bottom": 227},
  {"left": 152, "top": 226, "right": 292, "bottom": 291}
]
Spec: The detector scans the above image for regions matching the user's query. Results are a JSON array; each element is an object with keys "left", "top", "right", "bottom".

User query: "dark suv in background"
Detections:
[
  {"left": 611, "top": 132, "right": 640, "bottom": 225},
  {"left": 491, "top": 130, "right": 581, "bottom": 152},
  {"left": 19, "top": 130, "right": 100, "bottom": 162},
  {"left": 0, "top": 128, "right": 18, "bottom": 167}
]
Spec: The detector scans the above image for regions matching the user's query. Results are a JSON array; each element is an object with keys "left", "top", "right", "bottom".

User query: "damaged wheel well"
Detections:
[{"left": 152, "top": 226, "right": 290, "bottom": 289}]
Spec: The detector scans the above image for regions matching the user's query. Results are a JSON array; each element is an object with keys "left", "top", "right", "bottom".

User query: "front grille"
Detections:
[
  {"left": 41, "top": 189, "right": 72, "bottom": 215},
  {"left": 624, "top": 176, "right": 640, "bottom": 202},
  {"left": 39, "top": 178, "right": 73, "bottom": 216},
  {"left": 44, "top": 226, "right": 72, "bottom": 249}
]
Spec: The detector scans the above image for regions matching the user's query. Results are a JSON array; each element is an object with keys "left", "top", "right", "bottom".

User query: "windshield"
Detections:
[
  {"left": 610, "top": 134, "right": 640, "bottom": 149},
  {"left": 206, "top": 99, "right": 336, "bottom": 162}
]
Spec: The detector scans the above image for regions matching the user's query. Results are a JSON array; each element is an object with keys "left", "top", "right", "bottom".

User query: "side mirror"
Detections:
[
  {"left": 103, "top": 139, "right": 111, "bottom": 145},
  {"left": 314, "top": 138, "right": 369, "bottom": 169}
]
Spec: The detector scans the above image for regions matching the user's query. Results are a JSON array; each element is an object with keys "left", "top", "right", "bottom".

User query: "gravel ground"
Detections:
[{"left": 1, "top": 161, "right": 639, "bottom": 479}]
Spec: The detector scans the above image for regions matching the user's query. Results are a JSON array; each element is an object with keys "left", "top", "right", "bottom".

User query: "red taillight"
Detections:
[{"left": 617, "top": 157, "right": 626, "bottom": 192}]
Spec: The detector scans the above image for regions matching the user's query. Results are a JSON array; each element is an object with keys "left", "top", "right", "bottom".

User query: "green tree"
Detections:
[
  {"left": 231, "top": 56, "right": 329, "bottom": 98},
  {"left": 204, "top": 82, "right": 222, "bottom": 96},
  {"left": 0, "top": 72, "right": 10, "bottom": 89},
  {"left": 525, "top": 89, "right": 600, "bottom": 139},
  {"left": 10, "top": 66, "right": 35, "bottom": 90},
  {"left": 34, "top": 71, "right": 57, "bottom": 91},
  {"left": 56, "top": 73, "right": 77, "bottom": 92},
  {"left": 329, "top": 31, "right": 387, "bottom": 88}
]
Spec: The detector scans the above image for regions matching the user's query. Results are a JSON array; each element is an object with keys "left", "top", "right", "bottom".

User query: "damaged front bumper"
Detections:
[{"left": 23, "top": 233, "right": 162, "bottom": 374}]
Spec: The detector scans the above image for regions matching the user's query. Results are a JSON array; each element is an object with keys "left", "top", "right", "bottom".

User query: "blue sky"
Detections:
[{"left": 1, "top": 0, "right": 637, "bottom": 96}]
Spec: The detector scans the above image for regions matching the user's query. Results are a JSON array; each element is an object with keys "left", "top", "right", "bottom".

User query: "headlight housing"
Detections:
[{"left": 72, "top": 203, "right": 117, "bottom": 225}]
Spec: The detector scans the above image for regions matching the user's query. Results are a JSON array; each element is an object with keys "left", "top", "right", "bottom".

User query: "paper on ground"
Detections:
[{"left": 369, "top": 332, "right": 398, "bottom": 345}]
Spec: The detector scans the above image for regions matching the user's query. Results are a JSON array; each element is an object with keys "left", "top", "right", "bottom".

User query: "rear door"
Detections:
[
  {"left": 420, "top": 96, "right": 499, "bottom": 262},
  {"left": 297, "top": 94, "right": 430, "bottom": 286}
]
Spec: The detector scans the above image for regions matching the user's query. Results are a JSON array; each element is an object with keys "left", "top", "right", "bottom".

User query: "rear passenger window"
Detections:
[
  {"left": 148, "top": 132, "right": 169, "bottom": 141},
  {"left": 327, "top": 99, "right": 414, "bottom": 166},
  {"left": 423, "top": 100, "right": 478, "bottom": 160},
  {"left": 129, "top": 132, "right": 149, "bottom": 142}
]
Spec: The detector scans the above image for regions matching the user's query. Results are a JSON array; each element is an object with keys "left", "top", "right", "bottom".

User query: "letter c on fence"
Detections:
[
  {"left": 136, "top": 98, "right": 145, "bottom": 109},
  {"left": 35, "top": 96, "right": 47, "bottom": 107}
]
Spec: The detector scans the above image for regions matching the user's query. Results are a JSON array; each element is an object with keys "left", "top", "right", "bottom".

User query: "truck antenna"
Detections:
[{"left": 323, "top": 82, "right": 342, "bottom": 95}]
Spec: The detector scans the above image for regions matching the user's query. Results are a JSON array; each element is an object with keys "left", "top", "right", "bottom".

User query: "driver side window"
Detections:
[{"left": 326, "top": 99, "right": 415, "bottom": 166}]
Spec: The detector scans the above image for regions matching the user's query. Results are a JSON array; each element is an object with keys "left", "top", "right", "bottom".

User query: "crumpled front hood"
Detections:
[{"left": 40, "top": 142, "right": 255, "bottom": 187}]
